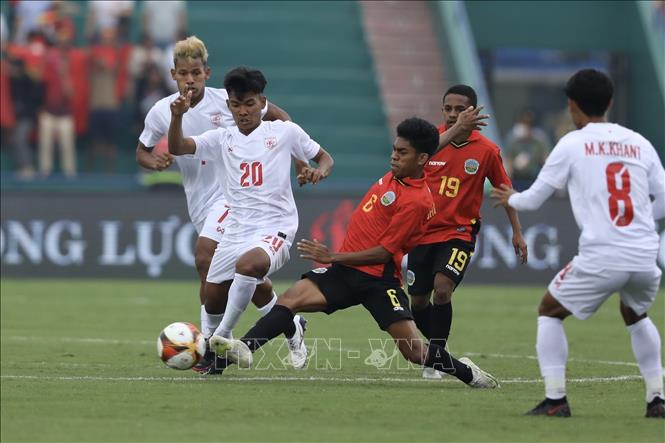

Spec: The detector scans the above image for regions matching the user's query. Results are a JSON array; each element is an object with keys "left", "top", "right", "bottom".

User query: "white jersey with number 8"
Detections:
[{"left": 536, "top": 122, "right": 664, "bottom": 271}]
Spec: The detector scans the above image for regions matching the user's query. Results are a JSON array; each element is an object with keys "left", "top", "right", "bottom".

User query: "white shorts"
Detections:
[
  {"left": 197, "top": 202, "right": 231, "bottom": 243},
  {"left": 548, "top": 259, "right": 662, "bottom": 320},
  {"left": 206, "top": 230, "right": 292, "bottom": 284}
]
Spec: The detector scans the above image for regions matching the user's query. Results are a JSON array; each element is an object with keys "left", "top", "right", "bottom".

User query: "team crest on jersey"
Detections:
[
  {"left": 464, "top": 159, "right": 479, "bottom": 175},
  {"left": 312, "top": 267, "right": 328, "bottom": 274},
  {"left": 380, "top": 191, "right": 396, "bottom": 206},
  {"left": 210, "top": 113, "right": 223, "bottom": 127},
  {"left": 264, "top": 137, "right": 277, "bottom": 150}
]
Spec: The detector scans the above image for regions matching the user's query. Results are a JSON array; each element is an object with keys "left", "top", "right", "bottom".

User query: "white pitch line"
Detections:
[
  {"left": 1, "top": 335, "right": 642, "bottom": 368},
  {"left": 0, "top": 374, "right": 645, "bottom": 384}
]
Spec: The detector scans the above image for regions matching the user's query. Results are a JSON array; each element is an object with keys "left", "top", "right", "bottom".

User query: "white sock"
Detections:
[
  {"left": 627, "top": 317, "right": 664, "bottom": 402},
  {"left": 256, "top": 292, "right": 277, "bottom": 317},
  {"left": 200, "top": 305, "right": 208, "bottom": 334},
  {"left": 204, "top": 309, "right": 224, "bottom": 338},
  {"left": 536, "top": 316, "right": 568, "bottom": 400},
  {"left": 214, "top": 273, "right": 258, "bottom": 338}
]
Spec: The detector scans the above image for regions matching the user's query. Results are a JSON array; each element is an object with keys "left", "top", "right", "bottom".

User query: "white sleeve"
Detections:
[
  {"left": 647, "top": 148, "right": 665, "bottom": 220},
  {"left": 507, "top": 178, "right": 557, "bottom": 211},
  {"left": 190, "top": 128, "right": 225, "bottom": 161},
  {"left": 138, "top": 105, "right": 167, "bottom": 149},
  {"left": 536, "top": 139, "right": 573, "bottom": 190},
  {"left": 261, "top": 99, "right": 269, "bottom": 119},
  {"left": 287, "top": 122, "right": 321, "bottom": 162}
]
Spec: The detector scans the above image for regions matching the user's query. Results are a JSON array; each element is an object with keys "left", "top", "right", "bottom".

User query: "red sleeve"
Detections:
[
  {"left": 379, "top": 202, "right": 427, "bottom": 254},
  {"left": 487, "top": 147, "right": 512, "bottom": 188}
]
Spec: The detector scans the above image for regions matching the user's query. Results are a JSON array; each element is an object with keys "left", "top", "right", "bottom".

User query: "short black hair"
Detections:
[
  {"left": 223, "top": 67, "right": 267, "bottom": 100},
  {"left": 565, "top": 69, "right": 613, "bottom": 117},
  {"left": 443, "top": 84, "right": 477, "bottom": 108},
  {"left": 396, "top": 117, "right": 439, "bottom": 156}
]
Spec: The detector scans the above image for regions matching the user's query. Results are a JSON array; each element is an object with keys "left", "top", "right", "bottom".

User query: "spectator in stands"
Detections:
[
  {"left": 38, "top": 19, "right": 77, "bottom": 178},
  {"left": 88, "top": 26, "right": 122, "bottom": 173},
  {"left": 504, "top": 109, "right": 551, "bottom": 185},
  {"left": 128, "top": 34, "right": 165, "bottom": 104},
  {"left": 141, "top": 1, "right": 186, "bottom": 49},
  {"left": 9, "top": 57, "right": 43, "bottom": 180},
  {"left": 134, "top": 62, "right": 170, "bottom": 128},
  {"left": 85, "top": 0, "right": 134, "bottom": 44},
  {"left": 11, "top": 0, "right": 53, "bottom": 44}
]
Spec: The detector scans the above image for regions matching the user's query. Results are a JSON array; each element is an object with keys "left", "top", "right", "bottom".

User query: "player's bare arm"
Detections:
[
  {"left": 135, "top": 142, "right": 173, "bottom": 171},
  {"left": 264, "top": 102, "right": 291, "bottom": 122},
  {"left": 297, "top": 239, "right": 391, "bottom": 265},
  {"left": 297, "top": 147, "right": 334, "bottom": 185},
  {"left": 504, "top": 206, "right": 528, "bottom": 264},
  {"left": 438, "top": 106, "right": 489, "bottom": 151},
  {"left": 168, "top": 90, "right": 197, "bottom": 155}
]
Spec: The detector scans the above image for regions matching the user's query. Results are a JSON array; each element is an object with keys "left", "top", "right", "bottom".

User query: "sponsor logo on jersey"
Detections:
[
  {"left": 428, "top": 161, "right": 446, "bottom": 166},
  {"left": 228, "top": 145, "right": 234, "bottom": 153},
  {"left": 264, "top": 137, "right": 277, "bottom": 150},
  {"left": 380, "top": 191, "right": 396, "bottom": 206},
  {"left": 312, "top": 267, "right": 328, "bottom": 274},
  {"left": 456, "top": 227, "right": 466, "bottom": 232},
  {"left": 464, "top": 159, "right": 479, "bottom": 175},
  {"left": 210, "top": 113, "right": 222, "bottom": 127},
  {"left": 406, "top": 270, "right": 415, "bottom": 286}
]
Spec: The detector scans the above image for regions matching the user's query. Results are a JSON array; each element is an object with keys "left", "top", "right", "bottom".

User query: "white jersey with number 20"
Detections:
[
  {"left": 536, "top": 122, "right": 665, "bottom": 271},
  {"left": 190, "top": 120, "right": 321, "bottom": 242}
]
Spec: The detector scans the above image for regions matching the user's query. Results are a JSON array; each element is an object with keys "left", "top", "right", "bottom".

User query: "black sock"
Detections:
[
  {"left": 429, "top": 302, "right": 452, "bottom": 349},
  {"left": 546, "top": 396, "right": 568, "bottom": 405},
  {"left": 411, "top": 303, "right": 432, "bottom": 339},
  {"left": 241, "top": 304, "right": 294, "bottom": 352},
  {"left": 425, "top": 342, "right": 472, "bottom": 384}
]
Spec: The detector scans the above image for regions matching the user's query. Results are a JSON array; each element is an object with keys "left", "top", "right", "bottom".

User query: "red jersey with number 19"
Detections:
[
  {"left": 340, "top": 171, "right": 435, "bottom": 280},
  {"left": 418, "top": 128, "right": 511, "bottom": 245}
]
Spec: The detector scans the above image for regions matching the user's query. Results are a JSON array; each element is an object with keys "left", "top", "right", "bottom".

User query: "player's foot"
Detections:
[
  {"left": 286, "top": 315, "right": 308, "bottom": 369},
  {"left": 422, "top": 367, "right": 445, "bottom": 379},
  {"left": 192, "top": 348, "right": 215, "bottom": 374},
  {"left": 645, "top": 397, "right": 665, "bottom": 418},
  {"left": 525, "top": 397, "right": 571, "bottom": 417},
  {"left": 209, "top": 335, "right": 253, "bottom": 369},
  {"left": 459, "top": 357, "right": 500, "bottom": 388}
]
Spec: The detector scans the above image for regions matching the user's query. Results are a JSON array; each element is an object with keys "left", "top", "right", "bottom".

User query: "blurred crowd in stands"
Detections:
[{"left": 0, "top": 0, "right": 185, "bottom": 179}]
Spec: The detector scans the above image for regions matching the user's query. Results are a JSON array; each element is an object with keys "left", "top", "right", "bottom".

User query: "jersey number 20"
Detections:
[
  {"left": 240, "top": 161, "right": 263, "bottom": 187},
  {"left": 605, "top": 162, "right": 633, "bottom": 226}
]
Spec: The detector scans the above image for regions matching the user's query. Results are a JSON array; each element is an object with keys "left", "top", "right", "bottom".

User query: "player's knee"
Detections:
[
  {"left": 432, "top": 286, "right": 453, "bottom": 305},
  {"left": 410, "top": 295, "right": 430, "bottom": 310},
  {"left": 619, "top": 302, "right": 646, "bottom": 326},
  {"left": 194, "top": 251, "right": 211, "bottom": 277},
  {"left": 235, "top": 260, "right": 270, "bottom": 278}
]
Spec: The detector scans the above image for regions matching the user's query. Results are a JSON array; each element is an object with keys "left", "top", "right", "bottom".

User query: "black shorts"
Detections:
[
  {"left": 303, "top": 264, "right": 413, "bottom": 330},
  {"left": 407, "top": 239, "right": 475, "bottom": 295}
]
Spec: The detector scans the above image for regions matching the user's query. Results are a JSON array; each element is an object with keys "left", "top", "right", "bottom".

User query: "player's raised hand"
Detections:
[
  {"left": 170, "top": 90, "right": 192, "bottom": 116},
  {"left": 490, "top": 183, "right": 516, "bottom": 208},
  {"left": 456, "top": 105, "right": 489, "bottom": 132},
  {"left": 297, "top": 238, "right": 333, "bottom": 263},
  {"left": 513, "top": 232, "right": 528, "bottom": 264},
  {"left": 152, "top": 152, "right": 174, "bottom": 171}
]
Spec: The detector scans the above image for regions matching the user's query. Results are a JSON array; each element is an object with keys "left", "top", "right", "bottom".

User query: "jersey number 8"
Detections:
[{"left": 605, "top": 162, "right": 633, "bottom": 227}]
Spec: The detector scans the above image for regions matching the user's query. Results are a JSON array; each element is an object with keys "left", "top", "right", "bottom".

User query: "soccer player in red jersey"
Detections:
[
  {"left": 407, "top": 85, "right": 529, "bottom": 378},
  {"left": 211, "top": 117, "right": 499, "bottom": 388}
]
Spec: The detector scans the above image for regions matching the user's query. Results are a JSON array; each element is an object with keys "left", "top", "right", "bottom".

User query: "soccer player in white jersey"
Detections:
[
  {"left": 492, "top": 69, "right": 665, "bottom": 418},
  {"left": 136, "top": 36, "right": 303, "bottom": 372},
  {"left": 168, "top": 66, "right": 334, "bottom": 371}
]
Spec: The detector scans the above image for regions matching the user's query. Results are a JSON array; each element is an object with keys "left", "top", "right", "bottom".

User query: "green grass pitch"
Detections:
[{"left": 1, "top": 279, "right": 664, "bottom": 442}]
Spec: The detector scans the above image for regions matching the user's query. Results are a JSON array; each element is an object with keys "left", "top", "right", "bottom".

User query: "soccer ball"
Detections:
[{"left": 157, "top": 322, "right": 206, "bottom": 370}]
